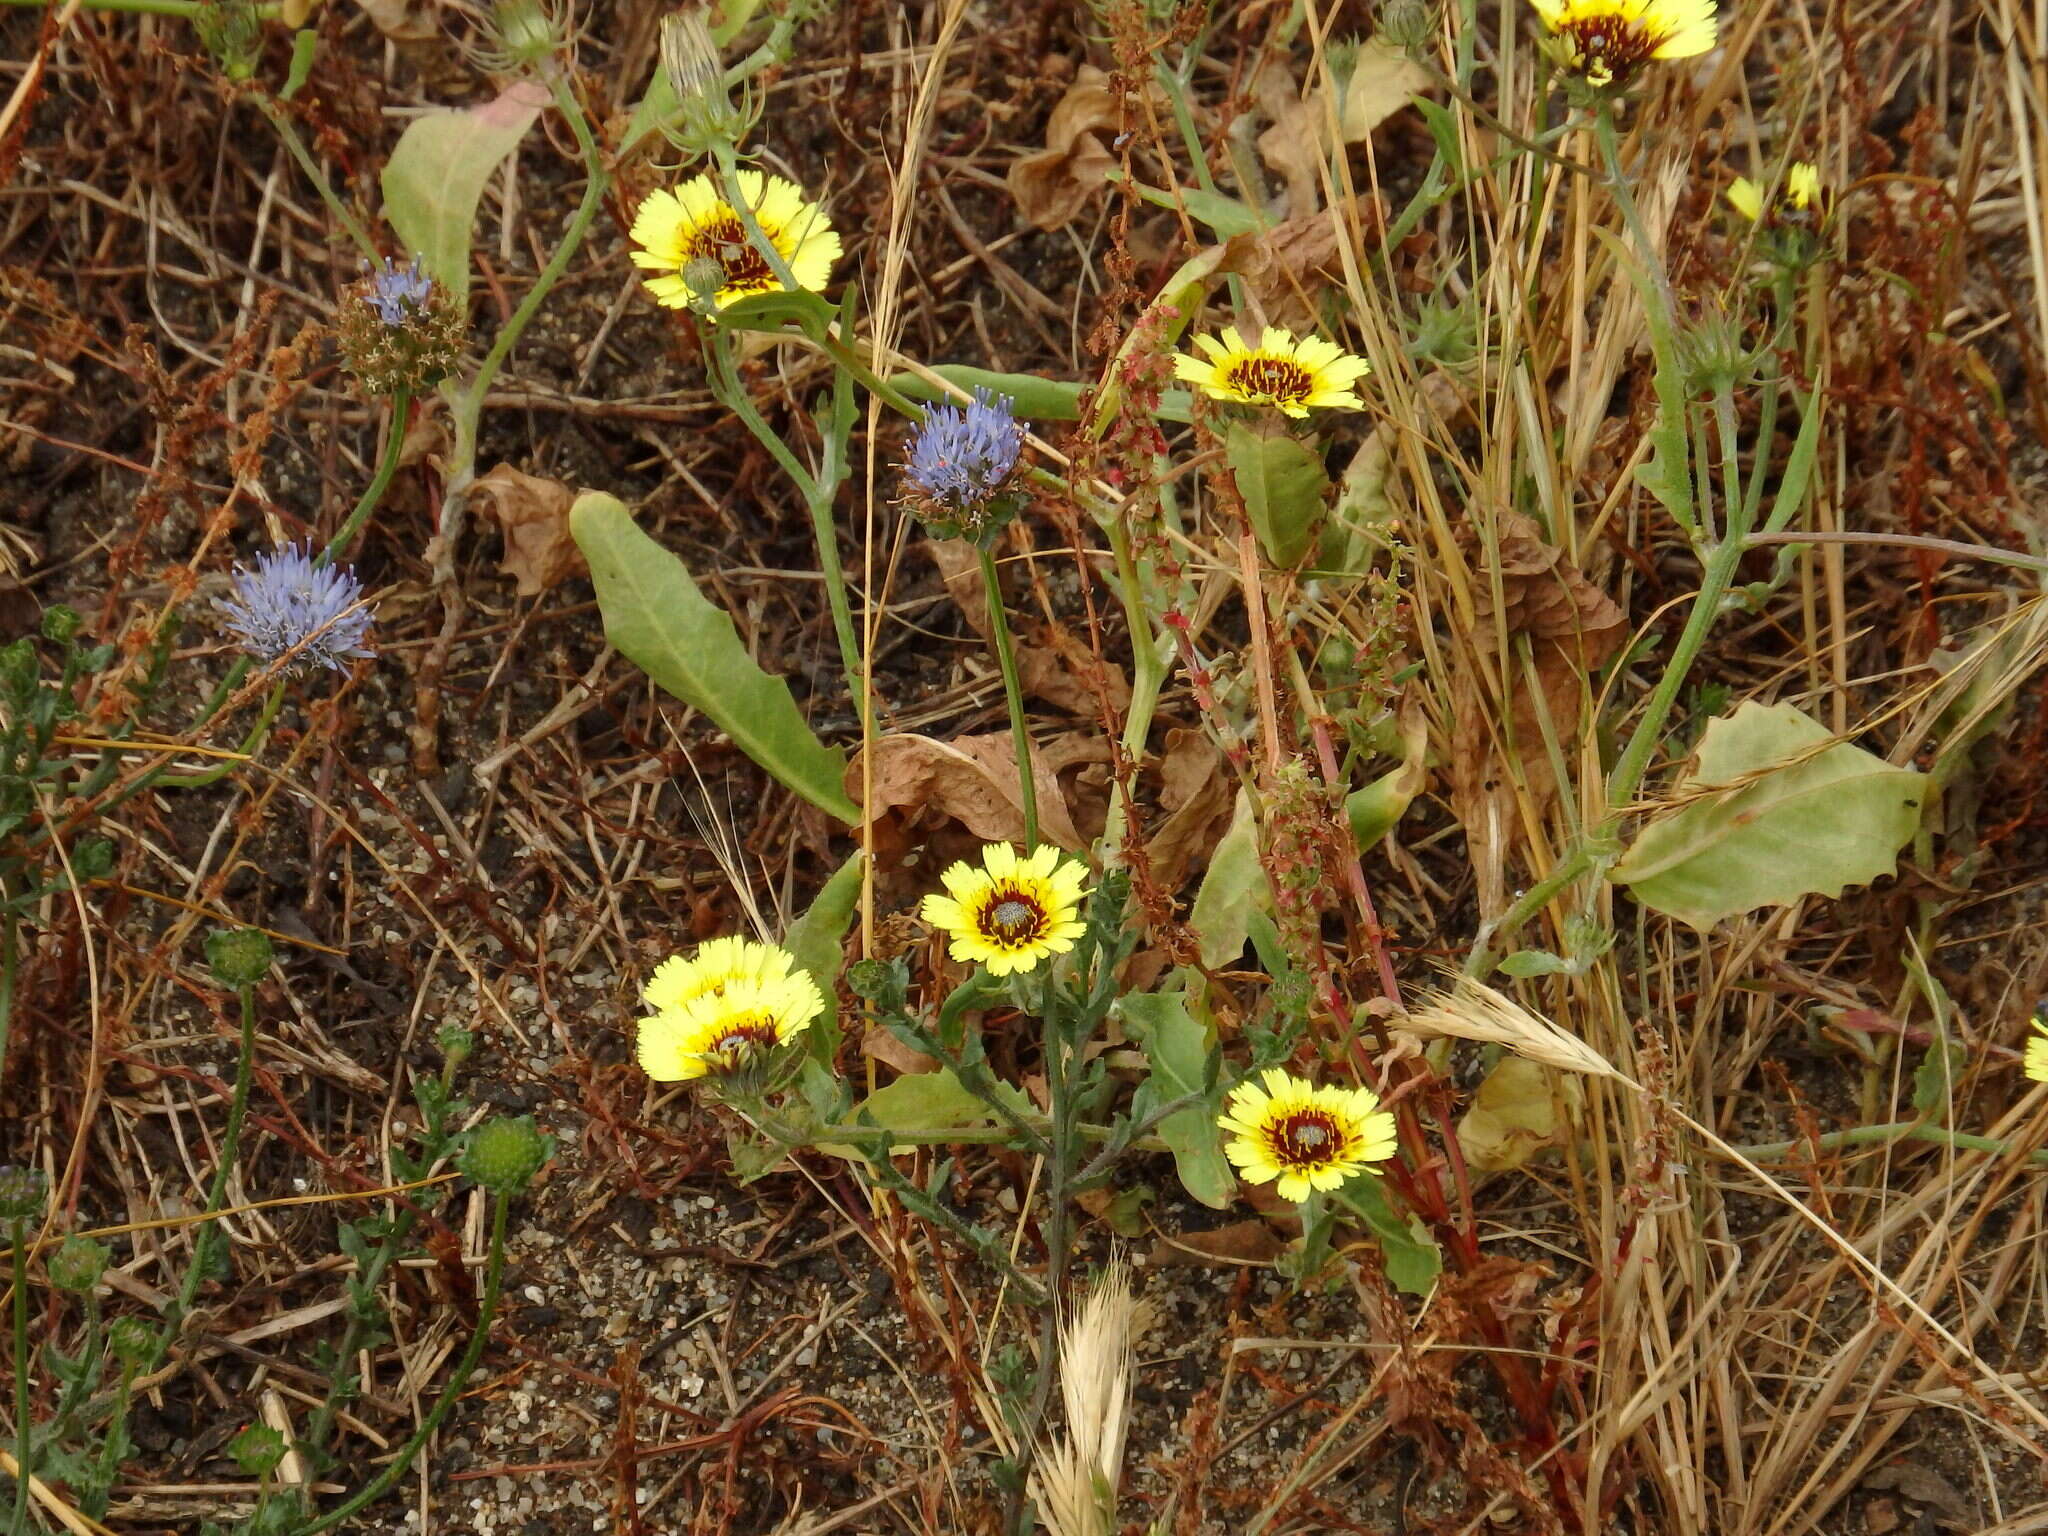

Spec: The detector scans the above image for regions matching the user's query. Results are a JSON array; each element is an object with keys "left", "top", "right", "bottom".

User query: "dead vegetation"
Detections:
[{"left": 3, "top": 0, "right": 2047, "bottom": 1533}]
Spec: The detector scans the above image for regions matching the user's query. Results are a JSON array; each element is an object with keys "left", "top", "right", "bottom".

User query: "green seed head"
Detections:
[
  {"left": 0, "top": 1164, "right": 48, "bottom": 1222},
  {"left": 108, "top": 1316, "right": 159, "bottom": 1369},
  {"left": 459, "top": 1115, "right": 551, "bottom": 1195},
  {"left": 207, "top": 927, "right": 275, "bottom": 989},
  {"left": 40, "top": 605, "right": 82, "bottom": 645},
  {"left": 229, "top": 1423, "right": 290, "bottom": 1476},
  {"left": 46, "top": 1235, "right": 110, "bottom": 1293}
]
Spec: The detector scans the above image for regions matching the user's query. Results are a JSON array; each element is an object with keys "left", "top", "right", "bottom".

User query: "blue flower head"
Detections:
[
  {"left": 217, "top": 544, "right": 375, "bottom": 674},
  {"left": 903, "top": 388, "right": 1025, "bottom": 539},
  {"left": 364, "top": 256, "right": 435, "bottom": 326}
]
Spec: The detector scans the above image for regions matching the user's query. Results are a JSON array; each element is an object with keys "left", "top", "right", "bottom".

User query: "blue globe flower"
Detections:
[{"left": 217, "top": 544, "right": 375, "bottom": 674}]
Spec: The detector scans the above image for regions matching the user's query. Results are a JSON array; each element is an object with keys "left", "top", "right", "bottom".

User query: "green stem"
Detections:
[
  {"left": 0, "top": 911, "right": 16, "bottom": 1114},
  {"left": 172, "top": 983, "right": 262, "bottom": 1324},
  {"left": 297, "top": 1206, "right": 420, "bottom": 1508},
  {"left": 156, "top": 680, "right": 285, "bottom": 792},
  {"left": 287, "top": 1197, "right": 510, "bottom": 1536},
  {"left": 708, "top": 140, "right": 800, "bottom": 293},
  {"left": 1731, "top": 1120, "right": 2048, "bottom": 1167},
  {"left": 459, "top": 76, "right": 610, "bottom": 422},
  {"left": 8, "top": 1215, "right": 28, "bottom": 1535},
  {"left": 319, "top": 390, "right": 409, "bottom": 568},
  {"left": 254, "top": 97, "right": 379, "bottom": 265},
  {"left": 977, "top": 545, "right": 1038, "bottom": 851}
]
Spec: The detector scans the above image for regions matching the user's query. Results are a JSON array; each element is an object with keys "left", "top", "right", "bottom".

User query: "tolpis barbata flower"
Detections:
[
  {"left": 630, "top": 171, "right": 841, "bottom": 310},
  {"left": 1217, "top": 1068, "right": 1400, "bottom": 1203},
  {"left": 1528, "top": 0, "right": 1717, "bottom": 91},
  {"left": 920, "top": 843, "right": 1090, "bottom": 978},
  {"left": 1174, "top": 326, "right": 1371, "bottom": 419}
]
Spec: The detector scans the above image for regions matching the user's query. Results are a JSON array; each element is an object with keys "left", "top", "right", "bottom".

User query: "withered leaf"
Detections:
[
  {"left": 472, "top": 464, "right": 586, "bottom": 597},
  {"left": 1007, "top": 65, "right": 1119, "bottom": 231}
]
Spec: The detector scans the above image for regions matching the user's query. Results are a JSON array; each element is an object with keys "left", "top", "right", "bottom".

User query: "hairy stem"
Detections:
[{"left": 977, "top": 545, "right": 1038, "bottom": 851}]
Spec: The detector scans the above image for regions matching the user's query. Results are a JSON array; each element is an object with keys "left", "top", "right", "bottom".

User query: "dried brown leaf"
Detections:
[
  {"left": 1007, "top": 65, "right": 1119, "bottom": 231},
  {"left": 1147, "top": 1219, "right": 1285, "bottom": 1268},
  {"left": 1256, "top": 43, "right": 1429, "bottom": 218},
  {"left": 472, "top": 464, "right": 585, "bottom": 596},
  {"left": 1143, "top": 729, "right": 1235, "bottom": 891},
  {"left": 854, "top": 731, "right": 1108, "bottom": 852}
]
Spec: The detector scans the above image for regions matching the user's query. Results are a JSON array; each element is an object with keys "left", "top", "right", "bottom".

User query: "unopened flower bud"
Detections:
[
  {"left": 459, "top": 1115, "right": 551, "bottom": 1195},
  {"left": 47, "top": 1236, "right": 109, "bottom": 1293},
  {"left": 0, "top": 1164, "right": 48, "bottom": 1222},
  {"left": 207, "top": 927, "right": 275, "bottom": 988},
  {"left": 229, "top": 1423, "right": 289, "bottom": 1477},
  {"left": 109, "top": 1316, "right": 159, "bottom": 1369}
]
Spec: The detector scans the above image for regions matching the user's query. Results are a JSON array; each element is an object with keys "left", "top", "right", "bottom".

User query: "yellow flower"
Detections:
[
  {"left": 642, "top": 935, "right": 802, "bottom": 1014},
  {"left": 920, "top": 843, "right": 1090, "bottom": 977},
  {"left": 1726, "top": 175, "right": 1765, "bottom": 224},
  {"left": 2025, "top": 1016, "right": 2048, "bottom": 1085},
  {"left": 1174, "top": 326, "right": 1371, "bottom": 418},
  {"left": 629, "top": 169, "right": 841, "bottom": 309},
  {"left": 1217, "top": 1067, "right": 1399, "bottom": 1203},
  {"left": 1528, "top": 0, "right": 1717, "bottom": 89},
  {"left": 1728, "top": 161, "right": 1825, "bottom": 224},
  {"left": 636, "top": 970, "right": 824, "bottom": 1081}
]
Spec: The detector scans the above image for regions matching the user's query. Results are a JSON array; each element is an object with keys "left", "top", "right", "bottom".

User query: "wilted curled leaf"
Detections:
[
  {"left": 1446, "top": 511, "right": 1627, "bottom": 918},
  {"left": 472, "top": 464, "right": 585, "bottom": 596},
  {"left": 1008, "top": 65, "right": 1119, "bottom": 231},
  {"left": 1610, "top": 701, "right": 1927, "bottom": 929},
  {"left": 1256, "top": 42, "right": 1430, "bottom": 218},
  {"left": 1458, "top": 1056, "right": 1582, "bottom": 1172},
  {"left": 854, "top": 731, "right": 1108, "bottom": 853}
]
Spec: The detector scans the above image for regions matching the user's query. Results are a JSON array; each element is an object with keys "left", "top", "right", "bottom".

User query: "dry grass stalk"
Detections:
[
  {"left": 1032, "top": 1257, "right": 1144, "bottom": 1536},
  {"left": 1399, "top": 976, "right": 1628, "bottom": 1083}
]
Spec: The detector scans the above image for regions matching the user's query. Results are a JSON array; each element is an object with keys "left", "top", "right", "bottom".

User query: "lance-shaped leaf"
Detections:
[
  {"left": 571, "top": 493, "right": 858, "bottom": 823},
  {"left": 382, "top": 80, "right": 548, "bottom": 302}
]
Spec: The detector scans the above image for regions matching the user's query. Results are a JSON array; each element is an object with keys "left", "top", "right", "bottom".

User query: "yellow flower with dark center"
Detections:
[
  {"left": 642, "top": 935, "right": 803, "bottom": 1015},
  {"left": 920, "top": 843, "right": 1090, "bottom": 977},
  {"left": 1217, "top": 1067, "right": 1399, "bottom": 1202},
  {"left": 1174, "top": 326, "right": 1371, "bottom": 418},
  {"left": 2025, "top": 1016, "right": 2048, "bottom": 1085},
  {"left": 636, "top": 971, "right": 824, "bottom": 1081},
  {"left": 1728, "top": 161, "right": 1825, "bottom": 224},
  {"left": 630, "top": 169, "right": 841, "bottom": 309},
  {"left": 1529, "top": 0, "right": 1716, "bottom": 89}
]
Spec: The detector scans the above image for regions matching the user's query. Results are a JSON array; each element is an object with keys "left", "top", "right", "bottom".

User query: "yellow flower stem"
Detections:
[
  {"left": 252, "top": 95, "right": 381, "bottom": 266},
  {"left": 702, "top": 327, "right": 870, "bottom": 731},
  {"left": 709, "top": 139, "right": 800, "bottom": 294},
  {"left": 976, "top": 544, "right": 1039, "bottom": 851}
]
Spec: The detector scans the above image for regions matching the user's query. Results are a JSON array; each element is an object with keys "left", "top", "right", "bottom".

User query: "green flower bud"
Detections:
[
  {"left": 437, "top": 1025, "right": 475, "bottom": 1069},
  {"left": 195, "top": 0, "right": 264, "bottom": 81},
  {"left": 46, "top": 1235, "right": 109, "bottom": 1293},
  {"left": 459, "top": 1115, "right": 550, "bottom": 1195},
  {"left": 682, "top": 254, "right": 729, "bottom": 303},
  {"left": 1676, "top": 305, "right": 1760, "bottom": 396},
  {"left": 228, "top": 1423, "right": 289, "bottom": 1476},
  {"left": 485, "top": 0, "right": 566, "bottom": 70},
  {"left": 40, "top": 605, "right": 81, "bottom": 645},
  {"left": 207, "top": 927, "right": 275, "bottom": 989},
  {"left": 845, "top": 957, "right": 908, "bottom": 1011},
  {"left": 109, "top": 1316, "right": 160, "bottom": 1370},
  {"left": 71, "top": 836, "right": 115, "bottom": 883},
  {"left": 0, "top": 1164, "right": 47, "bottom": 1222},
  {"left": 0, "top": 637, "right": 37, "bottom": 700}
]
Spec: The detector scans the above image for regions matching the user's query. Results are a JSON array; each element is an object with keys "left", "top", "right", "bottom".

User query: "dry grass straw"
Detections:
[
  {"left": 1400, "top": 975, "right": 1629, "bottom": 1082},
  {"left": 1031, "top": 1257, "right": 1145, "bottom": 1536}
]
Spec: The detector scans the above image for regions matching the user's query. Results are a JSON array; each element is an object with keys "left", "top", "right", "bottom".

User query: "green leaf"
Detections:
[
  {"left": 381, "top": 80, "right": 548, "bottom": 302},
  {"left": 1911, "top": 1036, "right": 1965, "bottom": 1120},
  {"left": 1227, "top": 421, "right": 1330, "bottom": 567},
  {"left": 886, "top": 366, "right": 1086, "bottom": 421},
  {"left": 1332, "top": 1173, "right": 1441, "bottom": 1296},
  {"left": 1119, "top": 990, "right": 1231, "bottom": 1210},
  {"left": 784, "top": 852, "right": 861, "bottom": 1067},
  {"left": 1610, "top": 702, "right": 1927, "bottom": 929},
  {"left": 832, "top": 1068, "right": 1037, "bottom": 1157},
  {"left": 1188, "top": 790, "right": 1263, "bottom": 969},
  {"left": 281, "top": 29, "right": 318, "bottom": 100},
  {"left": 1498, "top": 948, "right": 1572, "bottom": 978},
  {"left": 1345, "top": 705, "right": 1426, "bottom": 851},
  {"left": 570, "top": 493, "right": 858, "bottom": 823},
  {"left": 1125, "top": 179, "right": 1263, "bottom": 237}
]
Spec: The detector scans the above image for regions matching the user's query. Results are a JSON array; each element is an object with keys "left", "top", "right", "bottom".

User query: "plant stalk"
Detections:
[{"left": 977, "top": 545, "right": 1038, "bottom": 851}]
